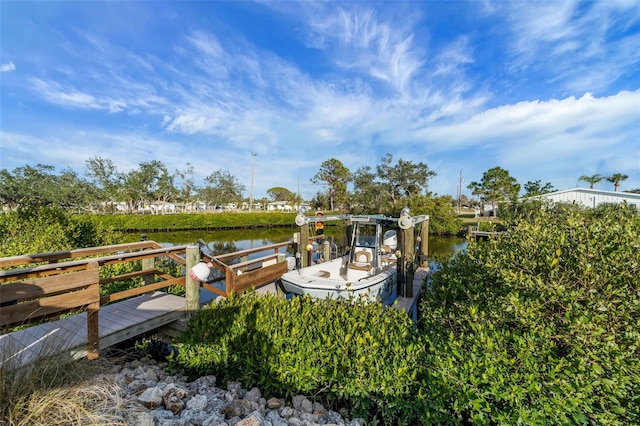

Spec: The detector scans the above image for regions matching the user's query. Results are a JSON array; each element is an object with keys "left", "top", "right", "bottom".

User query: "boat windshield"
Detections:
[{"left": 355, "top": 224, "right": 378, "bottom": 248}]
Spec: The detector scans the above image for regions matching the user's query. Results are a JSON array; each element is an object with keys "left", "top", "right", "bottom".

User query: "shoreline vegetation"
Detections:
[
  {"left": 90, "top": 210, "right": 481, "bottom": 235},
  {"left": 90, "top": 211, "right": 300, "bottom": 233}
]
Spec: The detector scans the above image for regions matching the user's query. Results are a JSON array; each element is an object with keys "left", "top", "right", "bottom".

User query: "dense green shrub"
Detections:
[
  {"left": 419, "top": 204, "right": 640, "bottom": 424},
  {"left": 173, "top": 292, "right": 427, "bottom": 424},
  {"left": 91, "top": 211, "right": 298, "bottom": 231},
  {"left": 0, "top": 207, "right": 183, "bottom": 297},
  {"left": 0, "top": 207, "right": 121, "bottom": 257},
  {"left": 408, "top": 194, "right": 462, "bottom": 235}
]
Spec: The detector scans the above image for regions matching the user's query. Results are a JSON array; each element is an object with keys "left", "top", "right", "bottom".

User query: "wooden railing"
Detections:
[
  {"left": 201, "top": 241, "right": 292, "bottom": 297},
  {"left": 0, "top": 232, "right": 332, "bottom": 359},
  {"left": 1, "top": 262, "right": 101, "bottom": 357},
  {"left": 0, "top": 241, "right": 192, "bottom": 358},
  {"left": 0, "top": 242, "right": 191, "bottom": 299},
  {"left": 0, "top": 238, "right": 305, "bottom": 357}
]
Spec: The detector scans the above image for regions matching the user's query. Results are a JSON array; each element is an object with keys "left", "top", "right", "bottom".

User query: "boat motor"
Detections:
[{"left": 383, "top": 230, "right": 398, "bottom": 251}]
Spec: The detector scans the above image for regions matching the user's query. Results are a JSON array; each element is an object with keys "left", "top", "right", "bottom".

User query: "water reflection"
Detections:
[{"left": 127, "top": 228, "right": 466, "bottom": 261}]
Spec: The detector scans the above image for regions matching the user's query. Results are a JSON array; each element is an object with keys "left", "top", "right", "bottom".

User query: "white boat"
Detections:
[{"left": 279, "top": 215, "right": 402, "bottom": 304}]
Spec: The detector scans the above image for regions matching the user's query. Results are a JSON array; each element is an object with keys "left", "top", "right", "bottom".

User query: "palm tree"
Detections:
[
  {"left": 579, "top": 174, "right": 603, "bottom": 189},
  {"left": 606, "top": 173, "right": 628, "bottom": 192}
]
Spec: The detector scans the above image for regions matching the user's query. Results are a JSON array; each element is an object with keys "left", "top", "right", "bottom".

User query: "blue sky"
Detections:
[{"left": 1, "top": 1, "right": 639, "bottom": 201}]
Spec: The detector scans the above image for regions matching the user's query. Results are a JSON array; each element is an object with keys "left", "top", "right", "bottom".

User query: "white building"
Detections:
[
  {"left": 267, "top": 201, "right": 293, "bottom": 211},
  {"left": 529, "top": 188, "right": 640, "bottom": 210}
]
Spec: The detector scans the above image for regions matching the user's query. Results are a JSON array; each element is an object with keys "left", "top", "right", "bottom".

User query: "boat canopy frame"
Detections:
[{"left": 294, "top": 213, "right": 428, "bottom": 228}]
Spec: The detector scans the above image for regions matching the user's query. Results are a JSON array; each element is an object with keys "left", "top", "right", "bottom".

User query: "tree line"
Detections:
[
  {"left": 1, "top": 155, "right": 635, "bottom": 217},
  {"left": 0, "top": 154, "right": 443, "bottom": 215},
  {"left": 0, "top": 158, "right": 249, "bottom": 214}
]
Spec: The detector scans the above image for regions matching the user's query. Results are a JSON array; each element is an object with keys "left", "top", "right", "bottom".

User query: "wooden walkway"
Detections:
[
  {"left": 0, "top": 240, "right": 293, "bottom": 369},
  {"left": 1, "top": 227, "right": 427, "bottom": 368},
  {"left": 393, "top": 267, "right": 428, "bottom": 324},
  {"left": 0, "top": 291, "right": 187, "bottom": 368}
]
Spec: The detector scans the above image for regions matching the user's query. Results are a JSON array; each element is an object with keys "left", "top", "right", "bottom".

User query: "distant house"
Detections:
[
  {"left": 149, "top": 202, "right": 177, "bottom": 214},
  {"left": 527, "top": 188, "right": 640, "bottom": 210},
  {"left": 267, "top": 201, "right": 293, "bottom": 211}
]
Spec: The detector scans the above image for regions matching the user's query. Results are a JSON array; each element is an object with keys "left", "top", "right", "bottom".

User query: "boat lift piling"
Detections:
[
  {"left": 394, "top": 212, "right": 429, "bottom": 324},
  {"left": 396, "top": 211, "right": 429, "bottom": 299}
]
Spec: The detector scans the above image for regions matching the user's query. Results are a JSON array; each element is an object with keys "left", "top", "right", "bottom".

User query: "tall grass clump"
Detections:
[
  {"left": 419, "top": 203, "right": 640, "bottom": 424},
  {"left": 0, "top": 340, "right": 125, "bottom": 426}
]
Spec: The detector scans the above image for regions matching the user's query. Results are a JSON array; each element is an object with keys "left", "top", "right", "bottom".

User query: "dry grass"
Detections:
[{"left": 1, "top": 334, "right": 128, "bottom": 426}]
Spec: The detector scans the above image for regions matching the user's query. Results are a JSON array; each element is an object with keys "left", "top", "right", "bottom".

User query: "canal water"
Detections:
[{"left": 125, "top": 227, "right": 466, "bottom": 265}]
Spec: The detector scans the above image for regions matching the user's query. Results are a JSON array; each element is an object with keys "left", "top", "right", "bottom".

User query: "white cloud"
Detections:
[
  {"left": 496, "top": 0, "right": 640, "bottom": 93},
  {"left": 303, "top": 5, "right": 425, "bottom": 95},
  {"left": 1, "top": 61, "right": 16, "bottom": 72},
  {"left": 423, "top": 89, "right": 640, "bottom": 191},
  {"left": 31, "top": 78, "right": 101, "bottom": 109}
]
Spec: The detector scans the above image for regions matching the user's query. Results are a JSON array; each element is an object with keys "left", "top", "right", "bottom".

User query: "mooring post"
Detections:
[
  {"left": 300, "top": 224, "right": 310, "bottom": 268},
  {"left": 419, "top": 219, "right": 429, "bottom": 268},
  {"left": 141, "top": 234, "right": 155, "bottom": 286},
  {"left": 86, "top": 261, "right": 100, "bottom": 360},
  {"left": 323, "top": 240, "right": 330, "bottom": 262},
  {"left": 293, "top": 232, "right": 300, "bottom": 269},
  {"left": 185, "top": 245, "right": 200, "bottom": 315},
  {"left": 402, "top": 226, "right": 415, "bottom": 298}
]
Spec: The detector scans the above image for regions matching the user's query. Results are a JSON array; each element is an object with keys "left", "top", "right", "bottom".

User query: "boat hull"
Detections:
[{"left": 279, "top": 256, "right": 398, "bottom": 305}]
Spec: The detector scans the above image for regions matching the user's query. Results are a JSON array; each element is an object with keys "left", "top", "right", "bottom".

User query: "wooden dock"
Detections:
[
  {"left": 1, "top": 229, "right": 428, "bottom": 368},
  {"left": 0, "top": 240, "right": 291, "bottom": 368},
  {"left": 468, "top": 224, "right": 505, "bottom": 240},
  {"left": 0, "top": 291, "right": 185, "bottom": 368},
  {"left": 393, "top": 267, "right": 428, "bottom": 324}
]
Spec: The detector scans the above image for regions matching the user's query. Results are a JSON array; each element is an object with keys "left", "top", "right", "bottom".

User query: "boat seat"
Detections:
[{"left": 349, "top": 251, "right": 372, "bottom": 271}]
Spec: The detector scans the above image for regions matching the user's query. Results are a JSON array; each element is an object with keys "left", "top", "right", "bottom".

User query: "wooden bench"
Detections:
[{"left": 0, "top": 262, "right": 100, "bottom": 362}]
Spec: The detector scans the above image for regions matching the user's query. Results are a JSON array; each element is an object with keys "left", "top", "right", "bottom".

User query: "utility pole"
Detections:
[
  {"left": 250, "top": 152, "right": 256, "bottom": 212},
  {"left": 457, "top": 169, "right": 463, "bottom": 213}
]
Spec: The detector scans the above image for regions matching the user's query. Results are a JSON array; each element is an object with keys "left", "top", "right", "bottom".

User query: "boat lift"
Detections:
[{"left": 293, "top": 209, "right": 429, "bottom": 299}]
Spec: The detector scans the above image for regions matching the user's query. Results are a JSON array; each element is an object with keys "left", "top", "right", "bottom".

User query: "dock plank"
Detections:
[{"left": 0, "top": 291, "right": 186, "bottom": 368}]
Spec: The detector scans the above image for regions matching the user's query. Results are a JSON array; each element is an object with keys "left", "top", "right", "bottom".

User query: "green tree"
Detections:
[
  {"left": 85, "top": 157, "right": 124, "bottom": 212},
  {"left": 311, "top": 158, "right": 351, "bottom": 211},
  {"left": 523, "top": 180, "right": 555, "bottom": 197},
  {"left": 467, "top": 166, "right": 520, "bottom": 217},
  {"left": 309, "top": 192, "right": 329, "bottom": 211},
  {"left": 407, "top": 194, "right": 461, "bottom": 236},
  {"left": 175, "top": 163, "right": 199, "bottom": 212},
  {"left": 118, "top": 161, "right": 161, "bottom": 213},
  {"left": 1, "top": 163, "right": 102, "bottom": 212},
  {"left": 0, "top": 164, "right": 63, "bottom": 210},
  {"left": 0, "top": 206, "right": 121, "bottom": 256},
  {"left": 606, "top": 173, "right": 628, "bottom": 192},
  {"left": 579, "top": 173, "right": 603, "bottom": 189},
  {"left": 350, "top": 165, "right": 384, "bottom": 214},
  {"left": 266, "top": 187, "right": 293, "bottom": 202},
  {"left": 376, "top": 154, "right": 436, "bottom": 209},
  {"left": 148, "top": 161, "right": 178, "bottom": 214},
  {"left": 56, "top": 168, "right": 100, "bottom": 212},
  {"left": 288, "top": 191, "right": 302, "bottom": 211},
  {"left": 201, "top": 169, "right": 246, "bottom": 208}
]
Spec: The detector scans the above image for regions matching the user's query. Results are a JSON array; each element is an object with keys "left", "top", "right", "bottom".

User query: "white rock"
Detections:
[{"left": 138, "top": 386, "right": 163, "bottom": 408}]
